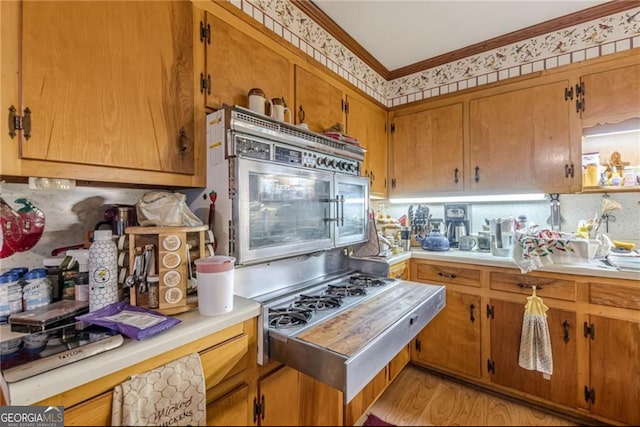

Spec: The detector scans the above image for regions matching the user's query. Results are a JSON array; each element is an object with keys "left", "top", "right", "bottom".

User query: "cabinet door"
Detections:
[
  {"left": 65, "top": 391, "right": 112, "bottom": 426},
  {"left": 207, "top": 385, "right": 250, "bottom": 426},
  {"left": 390, "top": 103, "right": 464, "bottom": 195},
  {"left": 580, "top": 63, "right": 640, "bottom": 127},
  {"left": 412, "top": 290, "right": 482, "bottom": 378},
  {"left": 294, "top": 66, "right": 345, "bottom": 132},
  {"left": 344, "top": 366, "right": 388, "bottom": 426},
  {"left": 588, "top": 315, "right": 640, "bottom": 425},
  {"left": 469, "top": 80, "right": 576, "bottom": 193},
  {"left": 489, "top": 299, "right": 577, "bottom": 408},
  {"left": 260, "top": 366, "right": 300, "bottom": 426},
  {"left": 205, "top": 12, "right": 292, "bottom": 111},
  {"left": 347, "top": 95, "right": 388, "bottom": 198},
  {"left": 21, "top": 1, "right": 195, "bottom": 174}
]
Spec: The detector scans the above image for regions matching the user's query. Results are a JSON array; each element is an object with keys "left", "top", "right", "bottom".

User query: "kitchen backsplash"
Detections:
[
  {"left": 2, "top": 181, "right": 638, "bottom": 271},
  {"left": 374, "top": 192, "right": 640, "bottom": 244},
  {"left": 0, "top": 182, "right": 150, "bottom": 270}
]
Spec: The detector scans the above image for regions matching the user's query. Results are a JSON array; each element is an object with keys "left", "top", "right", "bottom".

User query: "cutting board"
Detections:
[{"left": 296, "top": 282, "right": 437, "bottom": 357}]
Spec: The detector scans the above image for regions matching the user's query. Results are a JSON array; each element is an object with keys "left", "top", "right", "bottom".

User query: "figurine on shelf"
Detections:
[{"left": 602, "top": 151, "right": 630, "bottom": 184}]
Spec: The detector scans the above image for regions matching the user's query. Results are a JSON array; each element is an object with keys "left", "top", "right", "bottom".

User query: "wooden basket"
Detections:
[{"left": 124, "top": 225, "right": 210, "bottom": 315}]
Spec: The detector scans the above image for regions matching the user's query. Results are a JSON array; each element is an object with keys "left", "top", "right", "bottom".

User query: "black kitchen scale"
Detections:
[{"left": 1, "top": 321, "right": 123, "bottom": 383}]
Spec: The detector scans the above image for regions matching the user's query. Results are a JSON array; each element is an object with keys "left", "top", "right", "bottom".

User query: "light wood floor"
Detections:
[{"left": 360, "top": 366, "right": 578, "bottom": 426}]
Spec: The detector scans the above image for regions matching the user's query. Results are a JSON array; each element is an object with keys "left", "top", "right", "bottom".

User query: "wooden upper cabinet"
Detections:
[
  {"left": 469, "top": 80, "right": 579, "bottom": 193},
  {"left": 294, "top": 66, "right": 345, "bottom": 133},
  {"left": 390, "top": 103, "right": 464, "bottom": 196},
  {"left": 346, "top": 95, "right": 388, "bottom": 197},
  {"left": 205, "top": 12, "right": 292, "bottom": 111},
  {"left": 579, "top": 63, "right": 640, "bottom": 128},
  {"left": 21, "top": 1, "right": 196, "bottom": 175}
]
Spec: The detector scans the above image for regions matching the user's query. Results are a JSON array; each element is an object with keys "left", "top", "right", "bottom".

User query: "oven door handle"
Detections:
[{"left": 338, "top": 194, "right": 344, "bottom": 226}]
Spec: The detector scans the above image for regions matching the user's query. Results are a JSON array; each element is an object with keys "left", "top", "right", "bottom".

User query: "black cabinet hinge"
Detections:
[
  {"left": 486, "top": 304, "right": 494, "bottom": 319},
  {"left": 200, "top": 21, "right": 211, "bottom": 44},
  {"left": 564, "top": 86, "right": 573, "bottom": 101},
  {"left": 391, "top": 178, "right": 396, "bottom": 189},
  {"left": 200, "top": 73, "right": 211, "bottom": 95},
  {"left": 584, "top": 386, "right": 595, "bottom": 404},
  {"left": 583, "top": 322, "right": 595, "bottom": 339},
  {"left": 253, "top": 395, "right": 265, "bottom": 422},
  {"left": 415, "top": 338, "right": 422, "bottom": 352},
  {"left": 575, "top": 82, "right": 585, "bottom": 96},
  {"left": 487, "top": 359, "right": 495, "bottom": 374},
  {"left": 390, "top": 123, "right": 396, "bottom": 134},
  {"left": 8, "top": 105, "right": 31, "bottom": 140},
  {"left": 576, "top": 99, "right": 585, "bottom": 113}
]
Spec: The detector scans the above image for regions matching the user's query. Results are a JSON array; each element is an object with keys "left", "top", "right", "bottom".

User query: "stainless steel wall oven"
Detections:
[{"left": 187, "top": 105, "right": 369, "bottom": 266}]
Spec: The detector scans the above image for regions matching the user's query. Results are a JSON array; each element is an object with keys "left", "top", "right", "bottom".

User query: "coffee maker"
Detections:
[{"left": 444, "top": 203, "right": 471, "bottom": 248}]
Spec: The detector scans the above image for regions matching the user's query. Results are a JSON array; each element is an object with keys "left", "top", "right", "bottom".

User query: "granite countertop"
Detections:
[
  {"left": 351, "top": 249, "right": 639, "bottom": 281},
  {"left": 0, "top": 295, "right": 261, "bottom": 406}
]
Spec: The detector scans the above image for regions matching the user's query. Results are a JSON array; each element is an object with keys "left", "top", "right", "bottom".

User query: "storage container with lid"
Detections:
[
  {"left": 194, "top": 256, "right": 235, "bottom": 316},
  {"left": 22, "top": 269, "right": 52, "bottom": 311}
]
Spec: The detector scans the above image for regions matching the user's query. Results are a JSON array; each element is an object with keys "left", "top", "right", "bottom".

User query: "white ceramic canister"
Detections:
[
  {"left": 194, "top": 256, "right": 235, "bottom": 316},
  {"left": 88, "top": 230, "right": 118, "bottom": 311}
]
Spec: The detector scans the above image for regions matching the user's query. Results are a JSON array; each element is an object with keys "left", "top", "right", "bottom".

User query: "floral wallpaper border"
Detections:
[{"left": 230, "top": 0, "right": 640, "bottom": 107}]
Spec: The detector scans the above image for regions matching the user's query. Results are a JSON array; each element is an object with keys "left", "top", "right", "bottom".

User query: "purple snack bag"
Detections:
[{"left": 76, "top": 301, "right": 181, "bottom": 340}]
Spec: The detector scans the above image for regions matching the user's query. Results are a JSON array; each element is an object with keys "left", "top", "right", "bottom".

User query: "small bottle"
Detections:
[
  {"left": 147, "top": 275, "right": 160, "bottom": 309},
  {"left": 516, "top": 215, "right": 528, "bottom": 232},
  {"left": 89, "top": 230, "right": 118, "bottom": 312}
]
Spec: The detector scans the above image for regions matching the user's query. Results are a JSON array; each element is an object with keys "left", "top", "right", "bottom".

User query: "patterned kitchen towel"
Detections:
[
  {"left": 112, "top": 353, "right": 206, "bottom": 426},
  {"left": 518, "top": 287, "right": 553, "bottom": 376}
]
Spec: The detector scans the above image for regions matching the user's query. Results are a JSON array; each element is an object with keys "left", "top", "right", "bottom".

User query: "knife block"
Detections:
[{"left": 125, "top": 225, "right": 210, "bottom": 315}]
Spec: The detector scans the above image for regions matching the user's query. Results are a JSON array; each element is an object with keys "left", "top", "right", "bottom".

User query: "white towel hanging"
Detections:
[
  {"left": 112, "top": 353, "right": 206, "bottom": 426},
  {"left": 518, "top": 286, "right": 553, "bottom": 376}
]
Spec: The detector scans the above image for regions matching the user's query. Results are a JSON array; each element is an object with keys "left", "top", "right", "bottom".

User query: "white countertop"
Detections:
[
  {"left": 0, "top": 295, "right": 261, "bottom": 406},
  {"left": 408, "top": 248, "right": 640, "bottom": 281}
]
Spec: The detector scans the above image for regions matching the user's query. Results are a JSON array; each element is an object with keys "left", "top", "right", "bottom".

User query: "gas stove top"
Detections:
[{"left": 264, "top": 273, "right": 399, "bottom": 337}]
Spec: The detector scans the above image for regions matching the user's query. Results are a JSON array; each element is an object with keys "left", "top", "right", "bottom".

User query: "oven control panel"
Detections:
[{"left": 233, "top": 135, "right": 360, "bottom": 175}]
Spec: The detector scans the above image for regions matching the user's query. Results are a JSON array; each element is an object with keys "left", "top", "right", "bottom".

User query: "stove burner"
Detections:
[
  {"left": 348, "top": 275, "right": 390, "bottom": 288},
  {"left": 294, "top": 294, "right": 343, "bottom": 311},
  {"left": 269, "top": 306, "right": 313, "bottom": 328},
  {"left": 325, "top": 284, "right": 367, "bottom": 297}
]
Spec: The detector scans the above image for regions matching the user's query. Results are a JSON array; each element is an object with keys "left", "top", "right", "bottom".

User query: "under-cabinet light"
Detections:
[
  {"left": 388, "top": 193, "right": 547, "bottom": 204},
  {"left": 28, "top": 177, "right": 76, "bottom": 191}
]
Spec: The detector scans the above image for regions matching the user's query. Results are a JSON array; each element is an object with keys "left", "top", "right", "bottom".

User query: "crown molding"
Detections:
[{"left": 298, "top": 0, "right": 640, "bottom": 81}]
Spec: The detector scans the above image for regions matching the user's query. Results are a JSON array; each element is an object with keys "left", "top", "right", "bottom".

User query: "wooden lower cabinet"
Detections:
[
  {"left": 257, "top": 365, "right": 343, "bottom": 426},
  {"left": 36, "top": 320, "right": 255, "bottom": 426},
  {"left": 488, "top": 299, "right": 578, "bottom": 408},
  {"left": 409, "top": 259, "right": 640, "bottom": 426},
  {"left": 207, "top": 385, "right": 250, "bottom": 426},
  {"left": 388, "top": 260, "right": 409, "bottom": 280},
  {"left": 344, "top": 344, "right": 411, "bottom": 426},
  {"left": 412, "top": 289, "right": 482, "bottom": 378}
]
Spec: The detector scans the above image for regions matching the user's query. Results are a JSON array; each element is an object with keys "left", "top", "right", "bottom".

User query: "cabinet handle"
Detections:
[
  {"left": 8, "top": 105, "right": 17, "bottom": 139},
  {"left": 517, "top": 282, "right": 542, "bottom": 290},
  {"left": 469, "top": 304, "right": 475, "bottom": 323},
  {"left": 438, "top": 271, "right": 456, "bottom": 279},
  {"left": 371, "top": 171, "right": 375, "bottom": 182},
  {"left": 178, "top": 127, "right": 188, "bottom": 158},
  {"left": 454, "top": 168, "right": 459, "bottom": 184},
  {"left": 562, "top": 320, "right": 570, "bottom": 343},
  {"left": 474, "top": 166, "right": 480, "bottom": 183},
  {"left": 298, "top": 105, "right": 306, "bottom": 124},
  {"left": 564, "top": 164, "right": 574, "bottom": 178}
]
